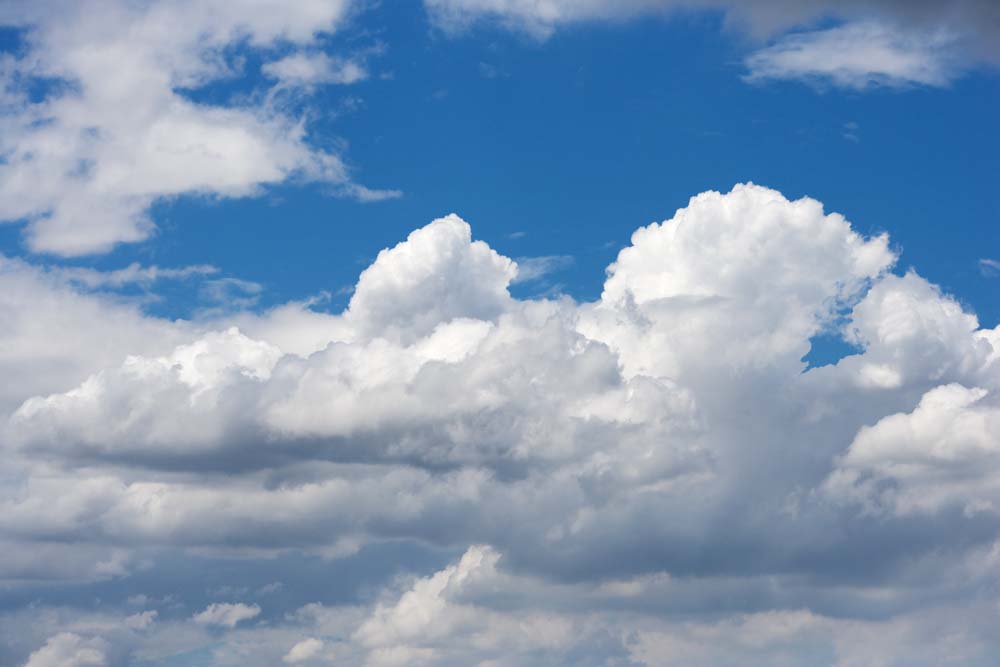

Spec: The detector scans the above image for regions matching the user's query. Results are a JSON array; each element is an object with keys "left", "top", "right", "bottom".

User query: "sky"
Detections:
[{"left": 0, "top": 1, "right": 998, "bottom": 666}]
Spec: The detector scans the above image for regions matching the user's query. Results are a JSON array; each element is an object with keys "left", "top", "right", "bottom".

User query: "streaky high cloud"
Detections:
[
  {"left": 425, "top": 0, "right": 1000, "bottom": 88},
  {"left": 0, "top": 0, "right": 397, "bottom": 255},
  {"left": 46, "top": 262, "right": 219, "bottom": 290},
  {"left": 511, "top": 254, "right": 574, "bottom": 284},
  {"left": 193, "top": 602, "right": 262, "bottom": 628},
  {"left": 744, "top": 22, "right": 963, "bottom": 88},
  {"left": 980, "top": 258, "right": 1000, "bottom": 277},
  {"left": 423, "top": 0, "right": 1000, "bottom": 49}
]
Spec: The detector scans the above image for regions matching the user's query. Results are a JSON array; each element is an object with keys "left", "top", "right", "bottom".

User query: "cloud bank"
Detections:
[{"left": 2, "top": 183, "right": 999, "bottom": 665}]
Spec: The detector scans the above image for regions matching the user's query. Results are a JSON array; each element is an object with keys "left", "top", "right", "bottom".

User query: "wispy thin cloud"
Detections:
[
  {"left": 842, "top": 121, "right": 860, "bottom": 143},
  {"left": 744, "top": 21, "right": 964, "bottom": 89},
  {"left": 50, "top": 263, "right": 218, "bottom": 290},
  {"left": 512, "top": 254, "right": 574, "bottom": 284}
]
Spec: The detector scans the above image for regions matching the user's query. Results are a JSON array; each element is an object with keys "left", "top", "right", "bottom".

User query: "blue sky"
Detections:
[
  {"left": 4, "top": 3, "right": 996, "bottom": 321},
  {"left": 1, "top": 2, "right": 1000, "bottom": 666}
]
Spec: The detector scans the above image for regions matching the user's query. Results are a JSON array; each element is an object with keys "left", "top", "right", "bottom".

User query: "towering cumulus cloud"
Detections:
[{"left": 2, "top": 184, "right": 999, "bottom": 665}]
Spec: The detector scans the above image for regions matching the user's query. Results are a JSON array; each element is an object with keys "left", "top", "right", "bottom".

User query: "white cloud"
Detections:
[
  {"left": 842, "top": 121, "right": 860, "bottom": 142},
  {"left": 979, "top": 258, "right": 1000, "bottom": 277},
  {"left": 744, "top": 22, "right": 963, "bottom": 88},
  {"left": 0, "top": 254, "right": 194, "bottom": 416},
  {"left": 630, "top": 603, "right": 1000, "bottom": 667},
  {"left": 257, "top": 581, "right": 284, "bottom": 596},
  {"left": 8, "top": 577, "right": 1000, "bottom": 667},
  {"left": 354, "top": 545, "right": 589, "bottom": 667},
  {"left": 836, "top": 272, "right": 993, "bottom": 390},
  {"left": 423, "top": 0, "right": 798, "bottom": 38},
  {"left": 23, "top": 633, "right": 108, "bottom": 667},
  {"left": 264, "top": 53, "right": 369, "bottom": 88},
  {"left": 511, "top": 254, "right": 574, "bottom": 284},
  {"left": 8, "top": 186, "right": 990, "bottom": 559},
  {"left": 0, "top": 0, "right": 395, "bottom": 256},
  {"left": 825, "top": 383, "right": 1000, "bottom": 515},
  {"left": 2, "top": 184, "right": 1000, "bottom": 665},
  {"left": 424, "top": 1, "right": 1000, "bottom": 88},
  {"left": 44, "top": 262, "right": 219, "bottom": 290},
  {"left": 193, "top": 602, "right": 262, "bottom": 628},
  {"left": 7, "top": 326, "right": 281, "bottom": 460},
  {"left": 424, "top": 0, "right": 1000, "bottom": 43},
  {"left": 586, "top": 183, "right": 894, "bottom": 379},
  {"left": 355, "top": 545, "right": 501, "bottom": 649},
  {"left": 198, "top": 277, "right": 266, "bottom": 313},
  {"left": 283, "top": 638, "right": 324, "bottom": 663},
  {"left": 344, "top": 214, "right": 517, "bottom": 343},
  {"left": 123, "top": 610, "right": 158, "bottom": 631}
]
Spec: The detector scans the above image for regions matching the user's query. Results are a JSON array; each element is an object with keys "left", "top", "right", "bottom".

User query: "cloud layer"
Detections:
[{"left": 2, "top": 183, "right": 999, "bottom": 665}]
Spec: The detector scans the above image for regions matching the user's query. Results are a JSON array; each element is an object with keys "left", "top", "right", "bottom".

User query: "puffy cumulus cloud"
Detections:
[
  {"left": 829, "top": 272, "right": 998, "bottom": 392},
  {"left": 352, "top": 545, "right": 635, "bottom": 667},
  {"left": 23, "top": 633, "right": 108, "bottom": 667},
  {"left": 0, "top": 0, "right": 396, "bottom": 255},
  {"left": 3, "top": 184, "right": 1000, "bottom": 665},
  {"left": 344, "top": 215, "right": 517, "bottom": 343},
  {"left": 194, "top": 602, "right": 262, "bottom": 628},
  {"left": 587, "top": 183, "right": 894, "bottom": 380},
  {"left": 7, "top": 214, "right": 696, "bottom": 476},
  {"left": 9, "top": 327, "right": 282, "bottom": 462},
  {"left": 825, "top": 383, "right": 1000, "bottom": 516},
  {"left": 424, "top": 1, "right": 1000, "bottom": 88},
  {"left": 354, "top": 546, "right": 503, "bottom": 650}
]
